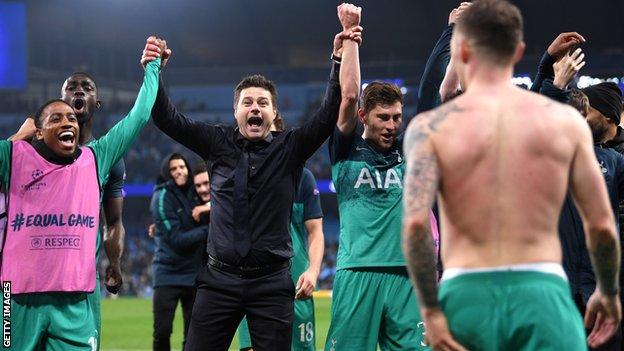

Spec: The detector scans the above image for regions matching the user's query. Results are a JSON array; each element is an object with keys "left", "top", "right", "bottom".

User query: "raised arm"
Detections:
[
  {"left": 417, "top": 3, "right": 471, "bottom": 114},
  {"left": 567, "top": 109, "right": 621, "bottom": 348},
  {"left": 402, "top": 105, "right": 466, "bottom": 351},
  {"left": 89, "top": 57, "right": 160, "bottom": 179},
  {"left": 140, "top": 37, "right": 218, "bottom": 160},
  {"left": 292, "top": 4, "right": 364, "bottom": 163},
  {"left": 439, "top": 56, "right": 461, "bottom": 104},
  {"left": 538, "top": 48, "right": 585, "bottom": 103},
  {"left": 9, "top": 117, "right": 35, "bottom": 142},
  {"left": 335, "top": 3, "right": 362, "bottom": 135},
  {"left": 531, "top": 32, "right": 584, "bottom": 93}
]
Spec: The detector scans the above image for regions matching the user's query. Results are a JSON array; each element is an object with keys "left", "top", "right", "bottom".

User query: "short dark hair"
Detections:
[
  {"left": 233, "top": 74, "right": 278, "bottom": 110},
  {"left": 66, "top": 71, "right": 98, "bottom": 89},
  {"left": 168, "top": 153, "right": 187, "bottom": 165},
  {"left": 361, "top": 82, "right": 403, "bottom": 114},
  {"left": 33, "top": 99, "right": 73, "bottom": 128},
  {"left": 192, "top": 163, "right": 208, "bottom": 177},
  {"left": 569, "top": 89, "right": 590, "bottom": 117},
  {"left": 456, "top": 0, "right": 523, "bottom": 65}
]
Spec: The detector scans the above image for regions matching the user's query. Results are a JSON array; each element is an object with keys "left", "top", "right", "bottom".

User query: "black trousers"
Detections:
[
  {"left": 184, "top": 264, "right": 295, "bottom": 351},
  {"left": 153, "top": 285, "right": 196, "bottom": 351}
]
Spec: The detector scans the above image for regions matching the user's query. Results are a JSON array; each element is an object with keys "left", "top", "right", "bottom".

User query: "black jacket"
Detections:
[
  {"left": 533, "top": 62, "right": 624, "bottom": 302},
  {"left": 559, "top": 146, "right": 624, "bottom": 303},
  {"left": 150, "top": 157, "right": 208, "bottom": 287}
]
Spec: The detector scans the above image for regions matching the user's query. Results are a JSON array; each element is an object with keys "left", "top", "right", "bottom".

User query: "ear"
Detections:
[
  {"left": 96, "top": 100, "right": 102, "bottom": 109},
  {"left": 357, "top": 108, "right": 366, "bottom": 124},
  {"left": 512, "top": 41, "right": 526, "bottom": 65},
  {"left": 35, "top": 128, "right": 44, "bottom": 140},
  {"left": 460, "top": 40, "right": 471, "bottom": 64}
]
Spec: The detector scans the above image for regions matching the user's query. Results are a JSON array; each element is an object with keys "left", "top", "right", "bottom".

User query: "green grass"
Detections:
[{"left": 101, "top": 297, "right": 332, "bottom": 351}]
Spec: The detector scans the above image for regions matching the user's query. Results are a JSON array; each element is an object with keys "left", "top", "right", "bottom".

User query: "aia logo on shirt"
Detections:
[{"left": 21, "top": 169, "right": 47, "bottom": 192}]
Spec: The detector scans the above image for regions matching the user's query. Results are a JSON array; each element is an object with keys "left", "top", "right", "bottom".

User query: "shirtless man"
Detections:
[{"left": 402, "top": 1, "right": 621, "bottom": 350}]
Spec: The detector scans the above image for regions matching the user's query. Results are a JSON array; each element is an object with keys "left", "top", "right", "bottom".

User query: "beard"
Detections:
[{"left": 588, "top": 119, "right": 610, "bottom": 143}]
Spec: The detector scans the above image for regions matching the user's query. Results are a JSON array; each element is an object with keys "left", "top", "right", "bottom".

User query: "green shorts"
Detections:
[
  {"left": 6, "top": 292, "right": 98, "bottom": 350},
  {"left": 238, "top": 297, "right": 315, "bottom": 351},
  {"left": 324, "top": 267, "right": 427, "bottom": 351},
  {"left": 439, "top": 270, "right": 586, "bottom": 351}
]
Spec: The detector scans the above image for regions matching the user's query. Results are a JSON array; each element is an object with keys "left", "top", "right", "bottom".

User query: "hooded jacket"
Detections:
[{"left": 150, "top": 154, "right": 208, "bottom": 287}]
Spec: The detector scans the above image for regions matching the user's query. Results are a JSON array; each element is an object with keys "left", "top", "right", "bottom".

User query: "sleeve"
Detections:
[
  {"left": 151, "top": 75, "right": 223, "bottom": 160},
  {"left": 616, "top": 153, "right": 624, "bottom": 200},
  {"left": 328, "top": 124, "right": 358, "bottom": 165},
  {"left": 103, "top": 158, "right": 126, "bottom": 199},
  {"left": 0, "top": 141, "right": 10, "bottom": 185},
  {"left": 90, "top": 59, "right": 160, "bottom": 183},
  {"left": 416, "top": 24, "right": 454, "bottom": 115},
  {"left": 300, "top": 168, "right": 323, "bottom": 220},
  {"left": 615, "top": 155, "right": 624, "bottom": 235},
  {"left": 531, "top": 51, "right": 556, "bottom": 93},
  {"left": 539, "top": 78, "right": 571, "bottom": 104},
  {"left": 152, "top": 188, "right": 209, "bottom": 252},
  {"left": 291, "top": 61, "right": 342, "bottom": 164}
]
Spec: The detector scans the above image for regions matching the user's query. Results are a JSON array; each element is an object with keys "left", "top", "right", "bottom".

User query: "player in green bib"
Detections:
[
  {"left": 237, "top": 113, "right": 325, "bottom": 351},
  {"left": 1, "top": 53, "right": 160, "bottom": 350},
  {"left": 324, "top": 14, "right": 432, "bottom": 348}
]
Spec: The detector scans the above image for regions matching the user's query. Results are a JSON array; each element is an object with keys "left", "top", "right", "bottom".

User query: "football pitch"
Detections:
[{"left": 101, "top": 296, "right": 332, "bottom": 351}]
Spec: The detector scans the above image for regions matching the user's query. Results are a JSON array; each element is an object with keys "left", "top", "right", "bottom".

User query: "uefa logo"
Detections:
[
  {"left": 31, "top": 169, "right": 43, "bottom": 180},
  {"left": 30, "top": 237, "right": 42, "bottom": 248},
  {"left": 22, "top": 169, "right": 47, "bottom": 192}
]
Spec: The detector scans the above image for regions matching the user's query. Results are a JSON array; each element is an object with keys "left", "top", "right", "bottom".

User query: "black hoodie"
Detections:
[{"left": 149, "top": 154, "right": 208, "bottom": 287}]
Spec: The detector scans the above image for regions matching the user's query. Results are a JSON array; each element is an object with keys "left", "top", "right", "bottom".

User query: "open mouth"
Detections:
[
  {"left": 73, "top": 98, "right": 85, "bottom": 114},
  {"left": 58, "top": 130, "right": 76, "bottom": 148},
  {"left": 381, "top": 133, "right": 394, "bottom": 142},
  {"left": 247, "top": 116, "right": 263, "bottom": 127}
]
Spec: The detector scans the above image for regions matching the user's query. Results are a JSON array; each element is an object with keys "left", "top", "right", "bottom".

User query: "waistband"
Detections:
[
  {"left": 207, "top": 255, "right": 290, "bottom": 278},
  {"left": 441, "top": 262, "right": 567, "bottom": 282}
]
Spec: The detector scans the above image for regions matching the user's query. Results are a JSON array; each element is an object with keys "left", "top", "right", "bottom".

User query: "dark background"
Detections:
[
  {"left": 16, "top": 0, "right": 624, "bottom": 86},
  {"left": 3, "top": 0, "right": 624, "bottom": 295}
]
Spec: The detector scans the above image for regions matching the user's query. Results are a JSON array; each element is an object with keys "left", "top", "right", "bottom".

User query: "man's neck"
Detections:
[
  {"left": 361, "top": 131, "right": 394, "bottom": 154},
  {"left": 79, "top": 116, "right": 94, "bottom": 145},
  {"left": 31, "top": 138, "right": 80, "bottom": 165},
  {"left": 463, "top": 62, "right": 515, "bottom": 94},
  {"left": 236, "top": 128, "right": 273, "bottom": 144}
]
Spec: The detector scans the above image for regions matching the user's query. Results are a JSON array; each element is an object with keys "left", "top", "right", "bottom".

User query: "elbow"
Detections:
[
  {"left": 340, "top": 90, "right": 358, "bottom": 105},
  {"left": 587, "top": 218, "right": 618, "bottom": 246},
  {"left": 403, "top": 216, "right": 431, "bottom": 237},
  {"left": 438, "top": 87, "right": 451, "bottom": 104}
]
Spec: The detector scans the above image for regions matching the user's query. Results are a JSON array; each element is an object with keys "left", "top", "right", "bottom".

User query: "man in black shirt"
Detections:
[{"left": 140, "top": 4, "right": 362, "bottom": 350}]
